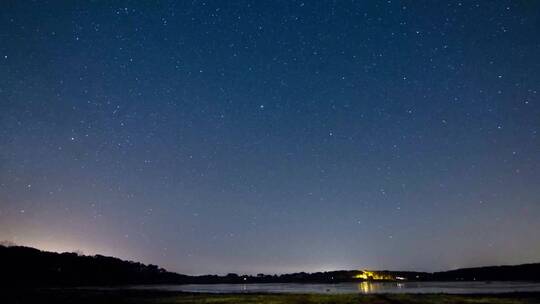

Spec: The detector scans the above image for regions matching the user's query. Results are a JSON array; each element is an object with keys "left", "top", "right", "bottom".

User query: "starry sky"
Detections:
[{"left": 1, "top": 1, "right": 540, "bottom": 275}]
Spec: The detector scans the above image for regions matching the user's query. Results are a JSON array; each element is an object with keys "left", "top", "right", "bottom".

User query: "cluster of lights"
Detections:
[{"left": 354, "top": 270, "right": 403, "bottom": 281}]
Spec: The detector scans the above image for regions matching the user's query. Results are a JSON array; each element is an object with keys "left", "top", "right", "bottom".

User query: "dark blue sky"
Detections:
[{"left": 1, "top": 1, "right": 539, "bottom": 275}]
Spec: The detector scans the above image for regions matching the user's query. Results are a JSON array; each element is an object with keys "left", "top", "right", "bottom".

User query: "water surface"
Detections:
[{"left": 132, "top": 281, "right": 540, "bottom": 294}]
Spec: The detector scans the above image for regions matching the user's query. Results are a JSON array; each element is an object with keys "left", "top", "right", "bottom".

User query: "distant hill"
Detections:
[
  {"left": 1, "top": 244, "right": 539, "bottom": 287},
  {"left": 0, "top": 245, "right": 188, "bottom": 286},
  {"left": 432, "top": 263, "right": 540, "bottom": 281}
]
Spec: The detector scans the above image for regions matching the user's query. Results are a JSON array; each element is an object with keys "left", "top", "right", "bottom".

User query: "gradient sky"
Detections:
[{"left": 1, "top": 1, "right": 540, "bottom": 275}]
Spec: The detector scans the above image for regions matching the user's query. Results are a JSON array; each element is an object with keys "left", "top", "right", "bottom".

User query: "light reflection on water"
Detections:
[
  {"left": 132, "top": 281, "right": 540, "bottom": 294},
  {"left": 357, "top": 282, "right": 406, "bottom": 293},
  {"left": 358, "top": 282, "right": 374, "bottom": 293}
]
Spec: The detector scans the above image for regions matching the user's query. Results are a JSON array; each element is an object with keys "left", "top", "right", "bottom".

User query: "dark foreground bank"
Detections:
[{"left": 6, "top": 289, "right": 540, "bottom": 304}]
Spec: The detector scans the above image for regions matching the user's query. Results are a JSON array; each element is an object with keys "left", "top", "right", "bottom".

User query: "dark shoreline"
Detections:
[{"left": 4, "top": 245, "right": 540, "bottom": 287}]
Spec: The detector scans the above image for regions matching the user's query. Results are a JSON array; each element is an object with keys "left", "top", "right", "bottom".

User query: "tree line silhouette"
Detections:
[{"left": 1, "top": 244, "right": 539, "bottom": 287}]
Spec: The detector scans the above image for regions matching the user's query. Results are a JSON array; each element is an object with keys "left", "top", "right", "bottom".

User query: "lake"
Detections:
[{"left": 132, "top": 281, "right": 540, "bottom": 294}]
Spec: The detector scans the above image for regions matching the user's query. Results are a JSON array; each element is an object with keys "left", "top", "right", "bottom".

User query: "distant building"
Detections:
[{"left": 354, "top": 270, "right": 396, "bottom": 281}]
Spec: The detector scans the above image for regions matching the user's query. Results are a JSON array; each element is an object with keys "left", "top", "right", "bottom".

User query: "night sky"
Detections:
[{"left": 1, "top": 1, "right": 540, "bottom": 275}]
